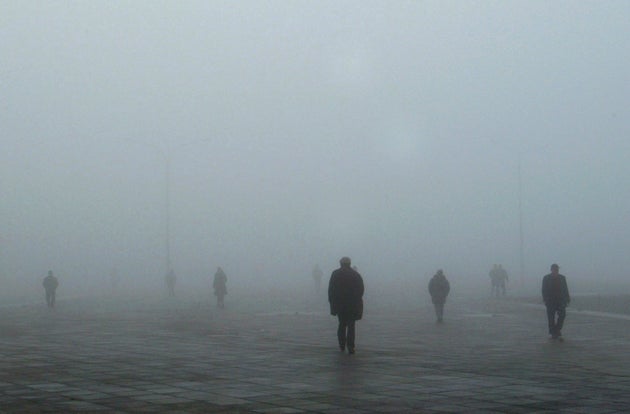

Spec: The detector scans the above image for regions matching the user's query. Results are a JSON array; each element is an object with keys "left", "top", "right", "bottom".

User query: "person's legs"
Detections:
[
  {"left": 556, "top": 307, "right": 566, "bottom": 336},
  {"left": 337, "top": 315, "right": 347, "bottom": 350},
  {"left": 45, "top": 291, "right": 51, "bottom": 307},
  {"left": 546, "top": 306, "right": 557, "bottom": 337},
  {"left": 346, "top": 319, "right": 356, "bottom": 353}
]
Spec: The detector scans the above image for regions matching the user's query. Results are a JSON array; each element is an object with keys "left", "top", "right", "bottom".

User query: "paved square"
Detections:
[{"left": 1, "top": 293, "right": 629, "bottom": 413}]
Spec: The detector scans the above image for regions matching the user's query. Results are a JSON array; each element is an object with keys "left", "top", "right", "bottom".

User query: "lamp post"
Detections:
[
  {"left": 164, "top": 153, "right": 172, "bottom": 274},
  {"left": 517, "top": 152, "right": 525, "bottom": 290},
  {"left": 122, "top": 138, "right": 209, "bottom": 281}
]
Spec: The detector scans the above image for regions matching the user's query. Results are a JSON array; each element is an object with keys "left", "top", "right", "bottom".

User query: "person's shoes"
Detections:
[
  {"left": 348, "top": 348, "right": 355, "bottom": 355},
  {"left": 339, "top": 344, "right": 345, "bottom": 352}
]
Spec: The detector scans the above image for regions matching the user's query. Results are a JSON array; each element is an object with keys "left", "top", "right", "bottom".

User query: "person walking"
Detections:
[
  {"left": 165, "top": 269, "right": 176, "bottom": 297},
  {"left": 542, "top": 264, "right": 570, "bottom": 340},
  {"left": 42, "top": 270, "right": 59, "bottom": 308},
  {"left": 428, "top": 269, "right": 450, "bottom": 323},
  {"left": 213, "top": 267, "right": 228, "bottom": 309},
  {"left": 489, "top": 264, "right": 500, "bottom": 297},
  {"left": 497, "top": 265, "right": 508, "bottom": 296},
  {"left": 328, "top": 257, "right": 364, "bottom": 354}
]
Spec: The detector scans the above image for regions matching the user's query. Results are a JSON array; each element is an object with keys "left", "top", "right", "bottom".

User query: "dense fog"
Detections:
[{"left": 2, "top": 2, "right": 630, "bottom": 305}]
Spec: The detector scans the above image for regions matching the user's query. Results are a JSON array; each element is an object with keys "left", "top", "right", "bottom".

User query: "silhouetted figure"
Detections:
[
  {"left": 428, "top": 269, "right": 450, "bottom": 323},
  {"left": 328, "top": 257, "right": 364, "bottom": 354},
  {"left": 489, "top": 264, "right": 508, "bottom": 297},
  {"left": 489, "top": 264, "right": 500, "bottom": 297},
  {"left": 213, "top": 267, "right": 227, "bottom": 308},
  {"left": 312, "top": 264, "right": 323, "bottom": 293},
  {"left": 496, "top": 265, "right": 508, "bottom": 295},
  {"left": 42, "top": 270, "right": 59, "bottom": 308},
  {"left": 165, "top": 269, "right": 176, "bottom": 297},
  {"left": 542, "top": 264, "right": 570, "bottom": 340}
]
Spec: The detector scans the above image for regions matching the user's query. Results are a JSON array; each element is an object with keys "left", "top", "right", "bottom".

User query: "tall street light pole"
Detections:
[
  {"left": 518, "top": 152, "right": 525, "bottom": 290},
  {"left": 118, "top": 137, "right": 211, "bottom": 282},
  {"left": 164, "top": 154, "right": 172, "bottom": 274}
]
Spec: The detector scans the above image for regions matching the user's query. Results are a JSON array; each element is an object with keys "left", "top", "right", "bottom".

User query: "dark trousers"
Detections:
[
  {"left": 45, "top": 290, "right": 55, "bottom": 307},
  {"left": 337, "top": 315, "right": 356, "bottom": 349},
  {"left": 546, "top": 305, "right": 566, "bottom": 336},
  {"left": 433, "top": 303, "right": 444, "bottom": 321}
]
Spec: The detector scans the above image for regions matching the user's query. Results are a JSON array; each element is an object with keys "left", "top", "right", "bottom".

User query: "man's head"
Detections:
[
  {"left": 339, "top": 257, "right": 351, "bottom": 267},
  {"left": 550, "top": 264, "right": 560, "bottom": 275},
  {"left": 47, "top": 270, "right": 53, "bottom": 277}
]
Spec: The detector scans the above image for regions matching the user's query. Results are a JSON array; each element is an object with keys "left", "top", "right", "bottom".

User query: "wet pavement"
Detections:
[{"left": 1, "top": 294, "right": 629, "bottom": 413}]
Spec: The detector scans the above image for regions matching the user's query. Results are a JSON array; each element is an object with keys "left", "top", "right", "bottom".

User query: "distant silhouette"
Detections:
[
  {"left": 489, "top": 264, "right": 508, "bottom": 297},
  {"left": 328, "top": 257, "right": 364, "bottom": 354},
  {"left": 213, "top": 267, "right": 227, "bottom": 308},
  {"left": 428, "top": 269, "right": 450, "bottom": 323},
  {"left": 312, "top": 264, "right": 323, "bottom": 293},
  {"left": 542, "top": 264, "right": 570, "bottom": 340},
  {"left": 165, "top": 269, "right": 176, "bottom": 297},
  {"left": 42, "top": 270, "right": 59, "bottom": 308}
]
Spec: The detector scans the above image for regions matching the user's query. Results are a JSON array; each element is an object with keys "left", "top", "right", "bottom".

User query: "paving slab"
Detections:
[{"left": 1, "top": 294, "right": 630, "bottom": 413}]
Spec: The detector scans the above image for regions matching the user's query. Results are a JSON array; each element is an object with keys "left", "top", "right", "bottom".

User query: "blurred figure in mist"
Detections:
[
  {"left": 542, "top": 264, "right": 570, "bottom": 340},
  {"left": 165, "top": 269, "right": 176, "bottom": 297},
  {"left": 42, "top": 270, "right": 59, "bottom": 308},
  {"left": 428, "top": 269, "right": 450, "bottom": 323},
  {"left": 312, "top": 264, "right": 323, "bottom": 293},
  {"left": 213, "top": 267, "right": 228, "bottom": 309},
  {"left": 328, "top": 257, "right": 364, "bottom": 354},
  {"left": 489, "top": 264, "right": 508, "bottom": 297},
  {"left": 496, "top": 265, "right": 508, "bottom": 296}
]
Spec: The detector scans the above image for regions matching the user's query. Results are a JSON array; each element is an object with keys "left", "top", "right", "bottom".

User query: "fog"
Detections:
[{"left": 2, "top": 1, "right": 630, "bottom": 305}]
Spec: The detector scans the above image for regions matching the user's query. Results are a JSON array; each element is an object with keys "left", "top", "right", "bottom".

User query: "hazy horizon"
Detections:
[{"left": 2, "top": 1, "right": 630, "bottom": 302}]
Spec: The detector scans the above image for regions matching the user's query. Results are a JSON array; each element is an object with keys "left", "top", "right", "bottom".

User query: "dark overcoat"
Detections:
[
  {"left": 213, "top": 270, "right": 227, "bottom": 296},
  {"left": 328, "top": 266, "right": 364, "bottom": 320},
  {"left": 428, "top": 274, "right": 450, "bottom": 305},
  {"left": 542, "top": 273, "right": 570, "bottom": 307}
]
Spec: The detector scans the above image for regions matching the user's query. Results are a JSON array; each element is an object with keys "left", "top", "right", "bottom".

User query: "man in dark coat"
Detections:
[
  {"left": 42, "top": 270, "right": 59, "bottom": 308},
  {"left": 165, "top": 269, "right": 176, "bottom": 297},
  {"left": 428, "top": 269, "right": 450, "bottom": 323},
  {"left": 213, "top": 267, "right": 228, "bottom": 309},
  {"left": 328, "top": 257, "right": 364, "bottom": 354},
  {"left": 542, "top": 264, "right": 570, "bottom": 340}
]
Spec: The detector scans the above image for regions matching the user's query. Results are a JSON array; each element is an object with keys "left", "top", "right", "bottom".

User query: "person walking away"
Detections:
[
  {"left": 542, "top": 264, "right": 570, "bottom": 340},
  {"left": 213, "top": 267, "right": 228, "bottom": 309},
  {"left": 42, "top": 270, "right": 59, "bottom": 308},
  {"left": 489, "top": 264, "right": 500, "bottom": 297},
  {"left": 328, "top": 257, "right": 364, "bottom": 354},
  {"left": 428, "top": 269, "right": 450, "bottom": 323},
  {"left": 497, "top": 264, "right": 508, "bottom": 296},
  {"left": 165, "top": 269, "right": 176, "bottom": 297}
]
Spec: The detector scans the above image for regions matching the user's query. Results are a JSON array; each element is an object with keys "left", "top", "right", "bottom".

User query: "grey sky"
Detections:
[{"left": 2, "top": 1, "right": 630, "bottom": 295}]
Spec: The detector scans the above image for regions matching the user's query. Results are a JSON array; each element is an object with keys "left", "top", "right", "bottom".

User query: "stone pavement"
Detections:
[{"left": 1, "top": 293, "right": 630, "bottom": 413}]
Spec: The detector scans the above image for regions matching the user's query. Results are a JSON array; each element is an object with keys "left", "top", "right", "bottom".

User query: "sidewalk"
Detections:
[{"left": 1, "top": 295, "right": 629, "bottom": 413}]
